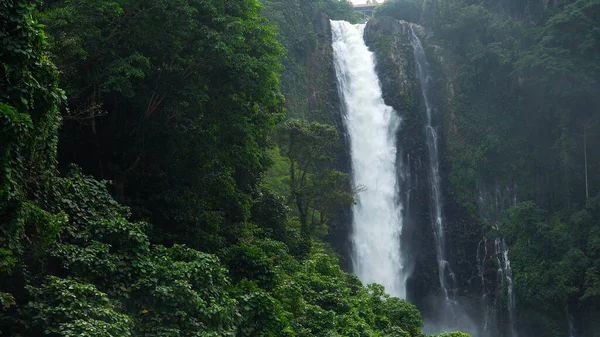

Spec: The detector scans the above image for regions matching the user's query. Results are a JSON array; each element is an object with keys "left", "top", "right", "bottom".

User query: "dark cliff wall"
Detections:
[
  {"left": 365, "top": 16, "right": 496, "bottom": 334},
  {"left": 364, "top": 16, "right": 440, "bottom": 312},
  {"left": 327, "top": 15, "right": 519, "bottom": 334},
  {"left": 424, "top": 26, "right": 489, "bottom": 331},
  {"left": 307, "top": 13, "right": 342, "bottom": 125},
  {"left": 366, "top": 0, "right": 600, "bottom": 334}
]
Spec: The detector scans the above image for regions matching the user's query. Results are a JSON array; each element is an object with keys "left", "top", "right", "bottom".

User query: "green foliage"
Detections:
[
  {"left": 321, "top": 0, "right": 363, "bottom": 22},
  {"left": 430, "top": 333, "right": 470, "bottom": 337},
  {"left": 382, "top": 0, "right": 596, "bottom": 213},
  {"left": 263, "top": 147, "right": 292, "bottom": 197},
  {"left": 230, "top": 280, "right": 291, "bottom": 337},
  {"left": 500, "top": 199, "right": 600, "bottom": 336},
  {"left": 415, "top": 0, "right": 600, "bottom": 213},
  {"left": 0, "top": 0, "right": 64, "bottom": 314},
  {"left": 17, "top": 277, "right": 133, "bottom": 337},
  {"left": 368, "top": 284, "right": 424, "bottom": 336},
  {"left": 375, "top": 0, "right": 423, "bottom": 23},
  {"left": 261, "top": 0, "right": 359, "bottom": 56},
  {"left": 39, "top": 0, "right": 285, "bottom": 252},
  {"left": 3, "top": 169, "right": 239, "bottom": 336},
  {"left": 278, "top": 244, "right": 425, "bottom": 337},
  {"left": 516, "top": 0, "right": 600, "bottom": 121},
  {"left": 127, "top": 246, "right": 237, "bottom": 336},
  {"left": 0, "top": 103, "right": 32, "bottom": 207},
  {"left": 251, "top": 186, "right": 290, "bottom": 240},
  {"left": 0, "top": 0, "right": 63, "bottom": 190},
  {"left": 39, "top": 167, "right": 130, "bottom": 228},
  {"left": 276, "top": 119, "right": 355, "bottom": 238},
  {"left": 261, "top": 0, "right": 358, "bottom": 123},
  {"left": 225, "top": 242, "right": 280, "bottom": 290}
]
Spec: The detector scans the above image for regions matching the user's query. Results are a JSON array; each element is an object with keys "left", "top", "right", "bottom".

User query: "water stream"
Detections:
[
  {"left": 331, "top": 20, "right": 407, "bottom": 298},
  {"left": 409, "top": 25, "right": 457, "bottom": 303}
]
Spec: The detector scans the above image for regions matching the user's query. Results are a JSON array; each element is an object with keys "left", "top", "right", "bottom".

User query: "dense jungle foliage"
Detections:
[
  {"left": 0, "top": 0, "right": 469, "bottom": 336},
  {"left": 377, "top": 0, "right": 600, "bottom": 336}
]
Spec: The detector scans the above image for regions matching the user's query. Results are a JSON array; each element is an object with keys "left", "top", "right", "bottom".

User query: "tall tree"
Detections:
[{"left": 40, "top": 0, "right": 285, "bottom": 251}]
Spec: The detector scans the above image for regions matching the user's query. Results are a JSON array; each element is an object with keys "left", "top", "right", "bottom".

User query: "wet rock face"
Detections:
[
  {"left": 364, "top": 16, "right": 439, "bottom": 308},
  {"left": 364, "top": 17, "right": 420, "bottom": 100},
  {"left": 364, "top": 16, "right": 411, "bottom": 39},
  {"left": 363, "top": 17, "right": 487, "bottom": 330},
  {"left": 307, "top": 13, "right": 338, "bottom": 124},
  {"left": 313, "top": 12, "right": 332, "bottom": 40},
  {"left": 365, "top": 15, "right": 513, "bottom": 336}
]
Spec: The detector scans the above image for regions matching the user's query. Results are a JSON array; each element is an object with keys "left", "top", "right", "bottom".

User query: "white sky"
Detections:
[{"left": 350, "top": 0, "right": 386, "bottom": 5}]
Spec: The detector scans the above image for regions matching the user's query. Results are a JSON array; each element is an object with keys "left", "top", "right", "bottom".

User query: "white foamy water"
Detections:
[{"left": 331, "top": 20, "right": 407, "bottom": 298}]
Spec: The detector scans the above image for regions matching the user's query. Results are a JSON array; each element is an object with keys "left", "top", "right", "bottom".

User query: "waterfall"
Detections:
[
  {"left": 331, "top": 20, "right": 407, "bottom": 298},
  {"left": 479, "top": 184, "right": 519, "bottom": 337},
  {"left": 495, "top": 236, "right": 517, "bottom": 337},
  {"left": 409, "top": 26, "right": 456, "bottom": 302}
]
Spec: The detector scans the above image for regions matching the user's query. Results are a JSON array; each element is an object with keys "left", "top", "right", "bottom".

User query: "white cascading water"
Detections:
[
  {"left": 331, "top": 20, "right": 407, "bottom": 298},
  {"left": 409, "top": 26, "right": 456, "bottom": 302},
  {"left": 479, "top": 185, "right": 519, "bottom": 337},
  {"left": 495, "top": 236, "right": 517, "bottom": 337}
]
